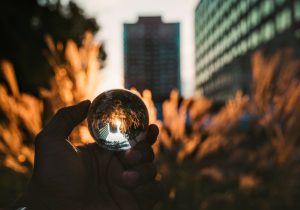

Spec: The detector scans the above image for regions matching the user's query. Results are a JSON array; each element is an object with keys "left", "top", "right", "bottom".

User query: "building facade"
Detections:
[
  {"left": 195, "top": 0, "right": 300, "bottom": 101},
  {"left": 124, "top": 16, "right": 181, "bottom": 102}
]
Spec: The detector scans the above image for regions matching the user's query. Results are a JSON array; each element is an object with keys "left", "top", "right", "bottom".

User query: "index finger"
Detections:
[
  {"left": 146, "top": 124, "right": 159, "bottom": 146},
  {"left": 36, "top": 100, "right": 90, "bottom": 142},
  {"left": 117, "top": 124, "right": 159, "bottom": 167}
]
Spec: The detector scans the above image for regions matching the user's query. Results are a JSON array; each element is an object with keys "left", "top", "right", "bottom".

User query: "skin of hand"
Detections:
[{"left": 16, "top": 100, "right": 164, "bottom": 210}]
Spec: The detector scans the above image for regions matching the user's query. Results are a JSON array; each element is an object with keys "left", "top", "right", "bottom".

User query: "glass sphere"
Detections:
[{"left": 87, "top": 89, "right": 149, "bottom": 151}]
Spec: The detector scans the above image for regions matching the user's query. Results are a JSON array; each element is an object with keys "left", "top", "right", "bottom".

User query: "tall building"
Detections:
[
  {"left": 195, "top": 0, "right": 300, "bottom": 101},
  {"left": 123, "top": 16, "right": 181, "bottom": 102}
]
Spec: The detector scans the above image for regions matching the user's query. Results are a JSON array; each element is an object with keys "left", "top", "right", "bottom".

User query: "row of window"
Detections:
[
  {"left": 196, "top": 0, "right": 288, "bottom": 40},
  {"left": 198, "top": 6, "right": 292, "bottom": 67},
  {"left": 195, "top": 0, "right": 300, "bottom": 95},
  {"left": 196, "top": 4, "right": 297, "bottom": 86},
  {"left": 196, "top": 0, "right": 281, "bottom": 60},
  {"left": 196, "top": 0, "right": 300, "bottom": 62},
  {"left": 201, "top": 72, "right": 238, "bottom": 94},
  {"left": 196, "top": 0, "right": 269, "bottom": 41}
]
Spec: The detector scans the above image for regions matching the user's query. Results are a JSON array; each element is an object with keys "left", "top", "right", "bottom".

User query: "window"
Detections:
[
  {"left": 276, "top": 8, "right": 292, "bottom": 32},
  {"left": 295, "top": 1, "right": 300, "bottom": 21},
  {"left": 251, "top": 8, "right": 260, "bottom": 28},
  {"left": 262, "top": 21, "right": 275, "bottom": 42},
  {"left": 240, "top": 19, "right": 248, "bottom": 35},
  {"left": 234, "top": 27, "right": 239, "bottom": 42},
  {"left": 237, "top": 24, "right": 242, "bottom": 39},
  {"left": 239, "top": 1, "right": 248, "bottom": 13},
  {"left": 247, "top": 34, "right": 253, "bottom": 49},
  {"left": 233, "top": 9, "right": 239, "bottom": 22},
  {"left": 251, "top": 31, "right": 259, "bottom": 48},
  {"left": 261, "top": 0, "right": 274, "bottom": 17},
  {"left": 241, "top": 40, "right": 248, "bottom": 54}
]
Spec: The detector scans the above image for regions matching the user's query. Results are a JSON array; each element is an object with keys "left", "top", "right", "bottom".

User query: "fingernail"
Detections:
[{"left": 126, "top": 150, "right": 142, "bottom": 164}]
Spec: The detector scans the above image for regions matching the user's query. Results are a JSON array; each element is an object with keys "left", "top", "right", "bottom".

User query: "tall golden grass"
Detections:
[
  {"left": 0, "top": 61, "right": 42, "bottom": 174},
  {"left": 41, "top": 31, "right": 104, "bottom": 144}
]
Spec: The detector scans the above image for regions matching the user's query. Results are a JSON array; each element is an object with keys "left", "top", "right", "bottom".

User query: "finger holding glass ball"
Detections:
[{"left": 87, "top": 89, "right": 149, "bottom": 151}]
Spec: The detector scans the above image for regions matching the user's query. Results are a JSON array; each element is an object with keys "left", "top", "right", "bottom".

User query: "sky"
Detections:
[{"left": 73, "top": 0, "right": 200, "bottom": 97}]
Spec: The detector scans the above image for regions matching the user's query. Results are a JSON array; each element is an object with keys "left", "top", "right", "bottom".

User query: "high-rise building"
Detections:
[
  {"left": 123, "top": 16, "right": 181, "bottom": 102},
  {"left": 195, "top": 0, "right": 300, "bottom": 101}
]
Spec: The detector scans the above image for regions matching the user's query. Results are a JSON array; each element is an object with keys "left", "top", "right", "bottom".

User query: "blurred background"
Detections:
[{"left": 1, "top": 0, "right": 300, "bottom": 209}]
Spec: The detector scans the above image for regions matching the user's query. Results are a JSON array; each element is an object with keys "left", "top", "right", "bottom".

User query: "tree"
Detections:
[{"left": 0, "top": 0, "right": 104, "bottom": 95}]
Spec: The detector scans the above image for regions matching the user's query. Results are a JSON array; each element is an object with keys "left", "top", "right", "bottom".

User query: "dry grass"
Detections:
[
  {"left": 0, "top": 61, "right": 42, "bottom": 174},
  {"left": 41, "top": 31, "right": 104, "bottom": 144}
]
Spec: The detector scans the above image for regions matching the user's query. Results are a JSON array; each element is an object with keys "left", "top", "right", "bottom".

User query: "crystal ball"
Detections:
[{"left": 87, "top": 89, "right": 149, "bottom": 151}]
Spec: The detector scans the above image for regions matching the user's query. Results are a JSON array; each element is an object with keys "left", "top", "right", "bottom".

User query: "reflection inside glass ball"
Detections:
[{"left": 88, "top": 89, "right": 149, "bottom": 151}]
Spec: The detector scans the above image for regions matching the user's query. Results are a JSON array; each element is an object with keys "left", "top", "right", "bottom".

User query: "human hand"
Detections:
[{"left": 17, "top": 100, "right": 163, "bottom": 210}]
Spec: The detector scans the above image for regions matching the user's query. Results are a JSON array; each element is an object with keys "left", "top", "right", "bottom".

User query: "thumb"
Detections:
[{"left": 37, "top": 100, "right": 91, "bottom": 141}]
